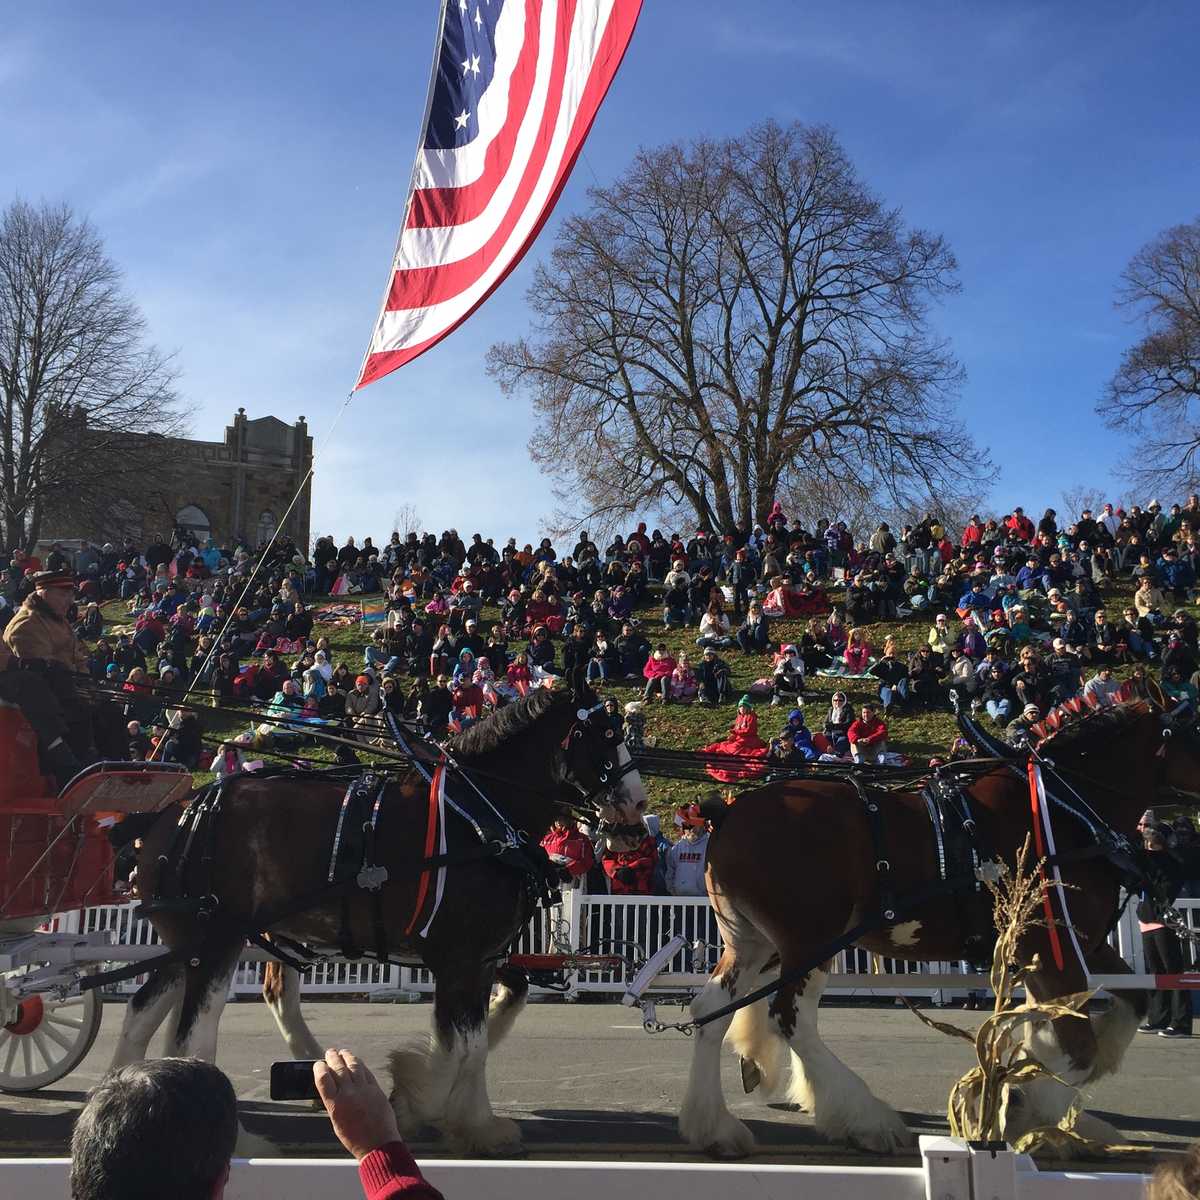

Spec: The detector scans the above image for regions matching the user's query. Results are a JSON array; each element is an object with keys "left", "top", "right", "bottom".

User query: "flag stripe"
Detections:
[
  {"left": 393, "top": 1, "right": 561, "bottom": 279},
  {"left": 373, "top": 0, "right": 611, "bottom": 343},
  {"left": 407, "top": 0, "right": 541, "bottom": 230},
  {"left": 385, "top": 0, "right": 578, "bottom": 311},
  {"left": 356, "top": 0, "right": 642, "bottom": 390}
]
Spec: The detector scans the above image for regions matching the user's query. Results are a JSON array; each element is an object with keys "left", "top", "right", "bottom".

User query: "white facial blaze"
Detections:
[{"left": 615, "top": 743, "right": 648, "bottom": 814}]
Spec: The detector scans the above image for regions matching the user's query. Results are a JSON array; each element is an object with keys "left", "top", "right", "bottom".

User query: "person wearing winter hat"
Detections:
[{"left": 666, "top": 805, "right": 710, "bottom": 897}]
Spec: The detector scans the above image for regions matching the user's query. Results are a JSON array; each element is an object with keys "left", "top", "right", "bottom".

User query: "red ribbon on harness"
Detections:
[
  {"left": 1027, "top": 759, "right": 1065, "bottom": 971},
  {"left": 403, "top": 766, "right": 443, "bottom": 936}
]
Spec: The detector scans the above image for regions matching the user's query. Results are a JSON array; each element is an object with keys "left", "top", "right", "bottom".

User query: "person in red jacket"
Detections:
[
  {"left": 960, "top": 515, "right": 983, "bottom": 549},
  {"left": 541, "top": 818, "right": 595, "bottom": 882},
  {"left": 847, "top": 702, "right": 889, "bottom": 763},
  {"left": 1005, "top": 507, "right": 1035, "bottom": 542},
  {"left": 601, "top": 829, "right": 658, "bottom": 894}
]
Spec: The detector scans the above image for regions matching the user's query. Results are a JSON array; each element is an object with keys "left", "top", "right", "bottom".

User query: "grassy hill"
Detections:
[{"left": 99, "top": 583, "right": 1143, "bottom": 822}]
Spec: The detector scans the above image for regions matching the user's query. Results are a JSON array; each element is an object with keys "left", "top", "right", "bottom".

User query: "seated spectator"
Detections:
[
  {"left": 869, "top": 637, "right": 909, "bottom": 713},
  {"left": 927, "top": 612, "right": 952, "bottom": 656},
  {"left": 615, "top": 620, "right": 650, "bottom": 678},
  {"left": 799, "top": 617, "right": 834, "bottom": 673},
  {"left": 662, "top": 565, "right": 691, "bottom": 629},
  {"left": 210, "top": 733, "right": 254, "bottom": 779},
  {"left": 841, "top": 626, "right": 872, "bottom": 674},
  {"left": 735, "top": 603, "right": 770, "bottom": 654},
  {"left": 1047, "top": 638, "right": 1083, "bottom": 704},
  {"left": 847, "top": 702, "right": 888, "bottom": 763},
  {"left": 770, "top": 643, "right": 805, "bottom": 706},
  {"left": 642, "top": 643, "right": 676, "bottom": 702},
  {"left": 622, "top": 700, "right": 647, "bottom": 752},
  {"left": 1006, "top": 702, "right": 1042, "bottom": 747},
  {"left": 696, "top": 598, "right": 733, "bottom": 648},
  {"left": 1090, "top": 608, "right": 1124, "bottom": 665},
  {"left": 697, "top": 645, "right": 732, "bottom": 706},
  {"left": 907, "top": 643, "right": 944, "bottom": 710},
  {"left": 1083, "top": 664, "right": 1122, "bottom": 706},
  {"left": 976, "top": 650, "right": 1016, "bottom": 725},
  {"left": 823, "top": 691, "right": 853, "bottom": 756},
  {"left": 669, "top": 652, "right": 699, "bottom": 703},
  {"left": 1134, "top": 576, "right": 1166, "bottom": 622},
  {"left": 767, "top": 727, "right": 808, "bottom": 772},
  {"left": 126, "top": 719, "right": 152, "bottom": 760},
  {"left": 1162, "top": 664, "right": 1198, "bottom": 719},
  {"left": 585, "top": 632, "right": 615, "bottom": 684}
]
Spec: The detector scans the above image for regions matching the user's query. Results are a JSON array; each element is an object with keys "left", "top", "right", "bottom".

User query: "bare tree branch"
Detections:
[
  {"left": 0, "top": 199, "right": 186, "bottom": 550},
  {"left": 1100, "top": 215, "right": 1200, "bottom": 493},
  {"left": 488, "top": 122, "right": 990, "bottom": 535}
]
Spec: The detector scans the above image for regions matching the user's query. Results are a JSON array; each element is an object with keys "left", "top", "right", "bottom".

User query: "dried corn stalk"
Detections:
[{"left": 904, "top": 836, "right": 1139, "bottom": 1154}]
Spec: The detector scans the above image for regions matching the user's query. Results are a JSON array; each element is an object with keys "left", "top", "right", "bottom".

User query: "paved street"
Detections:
[{"left": 2, "top": 996, "right": 1197, "bottom": 1163}]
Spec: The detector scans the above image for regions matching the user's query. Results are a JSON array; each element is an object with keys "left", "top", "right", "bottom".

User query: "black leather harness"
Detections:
[{"left": 120, "top": 759, "right": 562, "bottom": 984}]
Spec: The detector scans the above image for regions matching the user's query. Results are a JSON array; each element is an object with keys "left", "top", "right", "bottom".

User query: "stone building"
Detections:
[{"left": 47, "top": 409, "right": 313, "bottom": 552}]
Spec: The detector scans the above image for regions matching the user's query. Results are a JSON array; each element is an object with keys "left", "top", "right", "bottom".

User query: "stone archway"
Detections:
[{"left": 176, "top": 504, "right": 211, "bottom": 542}]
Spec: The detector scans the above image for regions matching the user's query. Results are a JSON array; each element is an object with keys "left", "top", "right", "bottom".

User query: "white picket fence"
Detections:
[{"left": 64, "top": 891, "right": 1200, "bottom": 1002}]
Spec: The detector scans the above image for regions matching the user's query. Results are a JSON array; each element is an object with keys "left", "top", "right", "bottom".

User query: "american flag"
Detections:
[{"left": 356, "top": 0, "right": 643, "bottom": 390}]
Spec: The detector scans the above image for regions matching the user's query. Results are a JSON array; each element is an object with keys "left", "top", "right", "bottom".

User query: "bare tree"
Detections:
[
  {"left": 390, "top": 501, "right": 423, "bottom": 539},
  {"left": 0, "top": 199, "right": 185, "bottom": 551},
  {"left": 1101, "top": 216, "right": 1200, "bottom": 492},
  {"left": 489, "top": 121, "right": 991, "bottom": 536}
]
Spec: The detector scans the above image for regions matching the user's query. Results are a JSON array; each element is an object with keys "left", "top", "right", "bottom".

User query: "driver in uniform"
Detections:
[{"left": 0, "top": 570, "right": 93, "bottom": 785}]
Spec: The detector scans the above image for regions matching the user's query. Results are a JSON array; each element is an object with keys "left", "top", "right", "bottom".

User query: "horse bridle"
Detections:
[{"left": 560, "top": 702, "right": 641, "bottom": 811}]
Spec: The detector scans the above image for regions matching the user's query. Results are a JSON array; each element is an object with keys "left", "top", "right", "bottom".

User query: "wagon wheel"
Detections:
[{"left": 0, "top": 970, "right": 103, "bottom": 1093}]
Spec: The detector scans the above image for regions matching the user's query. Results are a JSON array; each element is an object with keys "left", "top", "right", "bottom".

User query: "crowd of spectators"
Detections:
[{"left": 5, "top": 495, "right": 1200, "bottom": 894}]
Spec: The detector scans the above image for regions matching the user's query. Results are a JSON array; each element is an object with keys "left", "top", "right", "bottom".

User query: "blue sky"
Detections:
[{"left": 3, "top": 1, "right": 1199, "bottom": 544}]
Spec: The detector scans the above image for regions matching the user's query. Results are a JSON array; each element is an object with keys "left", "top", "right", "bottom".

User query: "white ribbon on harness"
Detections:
[
  {"left": 1030, "top": 762, "right": 1089, "bottom": 976},
  {"left": 419, "top": 767, "right": 448, "bottom": 939}
]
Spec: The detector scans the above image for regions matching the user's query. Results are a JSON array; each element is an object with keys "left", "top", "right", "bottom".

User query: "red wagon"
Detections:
[{"left": 0, "top": 702, "right": 192, "bottom": 1091}]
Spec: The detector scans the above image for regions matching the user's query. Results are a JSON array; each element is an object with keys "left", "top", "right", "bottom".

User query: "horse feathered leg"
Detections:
[
  {"left": 1001, "top": 943, "right": 1143, "bottom": 1150},
  {"left": 680, "top": 933, "right": 777, "bottom": 1158},
  {"left": 769, "top": 964, "right": 912, "bottom": 1154},
  {"left": 389, "top": 959, "right": 522, "bottom": 1156},
  {"left": 166, "top": 938, "right": 242, "bottom": 1062},
  {"left": 486, "top": 963, "right": 529, "bottom": 1050},
  {"left": 110, "top": 965, "right": 184, "bottom": 1069}
]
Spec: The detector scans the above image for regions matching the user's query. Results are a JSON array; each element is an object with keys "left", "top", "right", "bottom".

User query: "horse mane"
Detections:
[
  {"left": 447, "top": 686, "right": 566, "bottom": 759},
  {"left": 1030, "top": 686, "right": 1151, "bottom": 750}
]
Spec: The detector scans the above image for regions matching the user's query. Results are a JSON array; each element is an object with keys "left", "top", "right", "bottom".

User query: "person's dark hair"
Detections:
[{"left": 71, "top": 1058, "right": 237, "bottom": 1200}]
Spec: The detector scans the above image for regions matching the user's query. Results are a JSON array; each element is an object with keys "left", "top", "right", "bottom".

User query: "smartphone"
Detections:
[{"left": 270, "top": 1059, "right": 320, "bottom": 1101}]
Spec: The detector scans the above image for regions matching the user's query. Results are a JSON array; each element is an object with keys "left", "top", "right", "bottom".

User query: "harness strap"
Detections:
[
  {"left": 1028, "top": 758, "right": 1065, "bottom": 971},
  {"left": 404, "top": 765, "right": 444, "bottom": 935},
  {"left": 851, "top": 775, "right": 897, "bottom": 922}
]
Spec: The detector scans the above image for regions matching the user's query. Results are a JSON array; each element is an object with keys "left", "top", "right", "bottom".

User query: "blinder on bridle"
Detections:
[{"left": 560, "top": 701, "right": 638, "bottom": 807}]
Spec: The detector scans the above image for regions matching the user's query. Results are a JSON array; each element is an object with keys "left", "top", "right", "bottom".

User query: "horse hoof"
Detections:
[
  {"left": 451, "top": 1116, "right": 523, "bottom": 1157},
  {"left": 688, "top": 1116, "right": 755, "bottom": 1159},
  {"left": 844, "top": 1113, "right": 914, "bottom": 1155}
]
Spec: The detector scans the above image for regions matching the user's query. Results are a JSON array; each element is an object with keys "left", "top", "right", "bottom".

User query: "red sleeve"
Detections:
[
  {"left": 568, "top": 834, "right": 595, "bottom": 877},
  {"left": 358, "top": 1142, "right": 444, "bottom": 1200}
]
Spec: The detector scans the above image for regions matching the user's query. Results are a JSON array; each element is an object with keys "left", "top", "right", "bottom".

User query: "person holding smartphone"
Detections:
[{"left": 70, "top": 1050, "right": 443, "bottom": 1200}]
